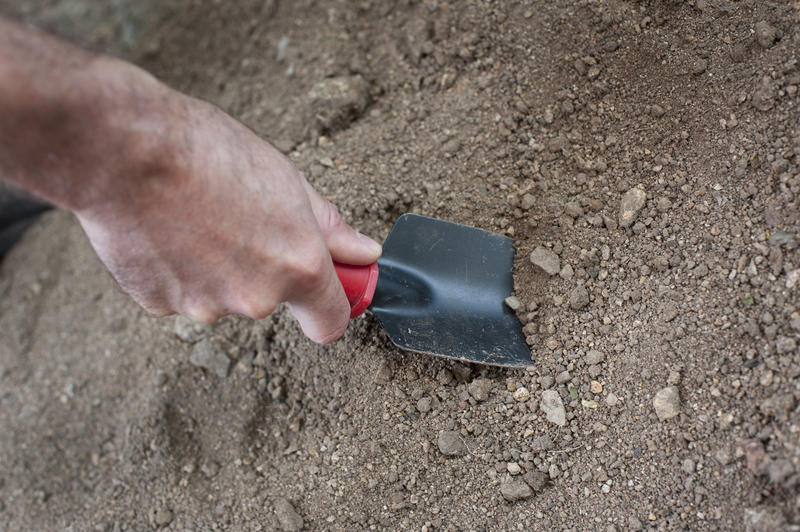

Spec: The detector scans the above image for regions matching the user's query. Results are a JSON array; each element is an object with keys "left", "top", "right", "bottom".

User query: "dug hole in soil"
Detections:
[{"left": 1, "top": 0, "right": 799, "bottom": 530}]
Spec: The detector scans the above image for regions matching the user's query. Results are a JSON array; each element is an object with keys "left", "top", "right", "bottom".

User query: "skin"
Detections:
[{"left": 0, "top": 17, "right": 382, "bottom": 343}]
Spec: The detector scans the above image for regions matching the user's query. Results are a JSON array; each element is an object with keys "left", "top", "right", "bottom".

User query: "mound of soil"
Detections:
[{"left": 1, "top": 0, "right": 799, "bottom": 530}]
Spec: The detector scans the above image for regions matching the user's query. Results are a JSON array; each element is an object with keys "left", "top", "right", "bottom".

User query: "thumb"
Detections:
[
  {"left": 302, "top": 180, "right": 382, "bottom": 265},
  {"left": 287, "top": 254, "right": 352, "bottom": 344}
]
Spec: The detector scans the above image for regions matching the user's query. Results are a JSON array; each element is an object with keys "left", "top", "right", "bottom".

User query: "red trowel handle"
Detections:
[{"left": 334, "top": 262, "right": 379, "bottom": 318}]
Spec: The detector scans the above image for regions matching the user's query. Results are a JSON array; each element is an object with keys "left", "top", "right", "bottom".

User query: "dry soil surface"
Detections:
[{"left": 1, "top": 1, "right": 800, "bottom": 531}]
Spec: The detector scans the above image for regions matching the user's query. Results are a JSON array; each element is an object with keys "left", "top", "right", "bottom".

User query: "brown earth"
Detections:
[{"left": 1, "top": 1, "right": 799, "bottom": 530}]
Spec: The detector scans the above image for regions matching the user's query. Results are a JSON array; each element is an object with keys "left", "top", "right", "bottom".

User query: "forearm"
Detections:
[{"left": 0, "top": 17, "right": 180, "bottom": 214}]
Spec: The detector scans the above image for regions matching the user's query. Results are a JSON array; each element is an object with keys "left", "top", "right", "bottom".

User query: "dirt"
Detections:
[{"left": 1, "top": 0, "right": 799, "bottom": 530}]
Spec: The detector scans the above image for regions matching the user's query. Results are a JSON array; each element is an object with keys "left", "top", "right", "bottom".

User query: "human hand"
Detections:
[{"left": 75, "top": 73, "right": 381, "bottom": 343}]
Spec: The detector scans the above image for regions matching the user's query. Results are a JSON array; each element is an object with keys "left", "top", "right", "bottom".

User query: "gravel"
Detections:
[
  {"left": 437, "top": 431, "right": 467, "bottom": 456},
  {"left": 619, "top": 187, "right": 647, "bottom": 228},
  {"left": 500, "top": 478, "right": 533, "bottom": 502},
  {"left": 274, "top": 498, "right": 304, "bottom": 531},
  {"left": 568, "top": 286, "right": 590, "bottom": 310},
  {"left": 189, "top": 339, "right": 232, "bottom": 378},
  {"left": 754, "top": 21, "right": 778, "bottom": 49},
  {"left": 529, "top": 246, "right": 561, "bottom": 275},
  {"left": 653, "top": 386, "right": 681, "bottom": 421},
  {"left": 540, "top": 390, "right": 566, "bottom": 426},
  {"left": 585, "top": 350, "right": 605, "bottom": 365},
  {"left": 467, "top": 378, "right": 491, "bottom": 401}
]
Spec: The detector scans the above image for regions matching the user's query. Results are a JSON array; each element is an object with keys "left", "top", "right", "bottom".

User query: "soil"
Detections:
[{"left": 1, "top": 0, "right": 800, "bottom": 530}]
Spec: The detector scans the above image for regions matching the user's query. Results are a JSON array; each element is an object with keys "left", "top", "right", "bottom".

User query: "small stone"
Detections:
[
  {"left": 682, "top": 458, "right": 696, "bottom": 474},
  {"left": 274, "top": 497, "right": 304, "bottom": 531},
  {"left": 540, "top": 375, "right": 555, "bottom": 389},
  {"left": 532, "top": 435, "right": 555, "bottom": 451},
  {"left": 568, "top": 286, "right": 590, "bottom": 310},
  {"left": 172, "top": 315, "right": 211, "bottom": 343},
  {"left": 548, "top": 464, "right": 561, "bottom": 479},
  {"left": 467, "top": 379, "right": 491, "bottom": 401},
  {"left": 541, "top": 390, "right": 566, "bottom": 426},
  {"left": 530, "top": 247, "right": 561, "bottom": 276},
  {"left": 500, "top": 478, "right": 533, "bottom": 502},
  {"left": 504, "top": 296, "right": 522, "bottom": 310},
  {"left": 564, "top": 202, "right": 584, "bottom": 218},
  {"left": 590, "top": 381, "right": 603, "bottom": 394},
  {"left": 523, "top": 470, "right": 549, "bottom": 492},
  {"left": 628, "top": 516, "right": 643, "bottom": 531},
  {"left": 605, "top": 392, "right": 619, "bottom": 406},
  {"left": 766, "top": 459, "right": 795, "bottom": 486},
  {"left": 189, "top": 339, "right": 231, "bottom": 378},
  {"left": 653, "top": 386, "right": 680, "bottom": 421},
  {"left": 437, "top": 431, "right": 467, "bottom": 456},
  {"left": 154, "top": 508, "right": 173, "bottom": 528},
  {"left": 691, "top": 58, "right": 708, "bottom": 75},
  {"left": 308, "top": 75, "right": 370, "bottom": 132},
  {"left": 513, "top": 387, "right": 531, "bottom": 402},
  {"left": 619, "top": 187, "right": 647, "bottom": 228},
  {"left": 417, "top": 397, "right": 432, "bottom": 413},
  {"left": 555, "top": 370, "right": 571, "bottom": 384},
  {"left": 507, "top": 462, "right": 522, "bottom": 475},
  {"left": 585, "top": 350, "right": 605, "bottom": 365},
  {"left": 436, "top": 368, "right": 454, "bottom": 385},
  {"left": 520, "top": 193, "right": 536, "bottom": 210},
  {"left": 754, "top": 21, "right": 778, "bottom": 49},
  {"left": 560, "top": 264, "right": 574, "bottom": 280}
]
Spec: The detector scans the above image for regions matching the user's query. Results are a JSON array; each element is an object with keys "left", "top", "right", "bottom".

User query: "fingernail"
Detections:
[{"left": 358, "top": 232, "right": 382, "bottom": 256}]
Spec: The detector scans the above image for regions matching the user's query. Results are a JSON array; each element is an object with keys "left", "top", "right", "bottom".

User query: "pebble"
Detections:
[
  {"left": 568, "top": 286, "right": 590, "bottom": 310},
  {"left": 417, "top": 397, "right": 432, "bottom": 413},
  {"left": 540, "top": 375, "right": 555, "bottom": 389},
  {"left": 585, "top": 349, "right": 605, "bottom": 365},
  {"left": 619, "top": 187, "right": 647, "bottom": 228},
  {"left": 507, "top": 462, "right": 522, "bottom": 475},
  {"left": 189, "top": 339, "right": 232, "bottom": 378},
  {"left": 590, "top": 381, "right": 603, "bottom": 394},
  {"left": 540, "top": 390, "right": 566, "bottom": 426},
  {"left": 308, "top": 75, "right": 370, "bottom": 131},
  {"left": 520, "top": 193, "right": 536, "bottom": 210},
  {"left": 605, "top": 392, "right": 619, "bottom": 406},
  {"left": 154, "top": 507, "right": 173, "bottom": 528},
  {"left": 653, "top": 386, "right": 681, "bottom": 421},
  {"left": 754, "top": 21, "right": 778, "bottom": 49},
  {"left": 467, "top": 379, "right": 491, "bottom": 401},
  {"left": 437, "top": 431, "right": 467, "bottom": 456},
  {"left": 532, "top": 435, "right": 555, "bottom": 451},
  {"left": 172, "top": 316, "right": 210, "bottom": 343},
  {"left": 512, "top": 387, "right": 530, "bottom": 402},
  {"left": 500, "top": 478, "right": 533, "bottom": 502},
  {"left": 504, "top": 296, "right": 522, "bottom": 310},
  {"left": 523, "top": 470, "right": 549, "bottom": 491},
  {"left": 530, "top": 247, "right": 561, "bottom": 276},
  {"left": 274, "top": 497, "right": 304, "bottom": 531},
  {"left": 555, "top": 370, "right": 571, "bottom": 384}
]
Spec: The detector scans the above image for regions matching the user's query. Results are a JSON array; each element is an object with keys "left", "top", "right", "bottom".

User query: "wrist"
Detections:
[{"left": 71, "top": 58, "right": 188, "bottom": 219}]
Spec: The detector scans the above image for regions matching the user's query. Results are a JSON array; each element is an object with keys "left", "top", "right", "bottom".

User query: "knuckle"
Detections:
[
  {"left": 285, "top": 246, "right": 329, "bottom": 287},
  {"left": 235, "top": 295, "right": 278, "bottom": 320},
  {"left": 180, "top": 300, "right": 221, "bottom": 324}
]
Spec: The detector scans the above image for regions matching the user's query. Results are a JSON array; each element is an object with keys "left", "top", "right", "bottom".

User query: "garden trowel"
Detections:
[{"left": 335, "top": 213, "right": 531, "bottom": 367}]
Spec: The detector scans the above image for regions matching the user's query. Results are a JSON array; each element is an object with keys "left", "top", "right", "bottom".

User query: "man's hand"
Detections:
[{"left": 0, "top": 18, "right": 381, "bottom": 343}]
